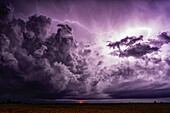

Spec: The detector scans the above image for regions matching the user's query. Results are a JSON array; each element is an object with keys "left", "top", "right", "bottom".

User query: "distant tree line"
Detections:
[{"left": 0, "top": 99, "right": 22, "bottom": 104}]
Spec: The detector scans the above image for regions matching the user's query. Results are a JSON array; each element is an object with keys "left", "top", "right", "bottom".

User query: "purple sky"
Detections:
[
  {"left": 1, "top": 0, "right": 170, "bottom": 103},
  {"left": 11, "top": 0, "right": 170, "bottom": 45},
  {"left": 12, "top": 0, "right": 170, "bottom": 30}
]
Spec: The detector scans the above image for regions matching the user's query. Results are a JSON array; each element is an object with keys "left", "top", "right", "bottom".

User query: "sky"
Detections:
[{"left": 0, "top": 0, "right": 170, "bottom": 103}]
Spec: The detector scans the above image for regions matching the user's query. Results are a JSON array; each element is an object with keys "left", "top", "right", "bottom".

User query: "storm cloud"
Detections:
[{"left": 0, "top": 0, "right": 170, "bottom": 102}]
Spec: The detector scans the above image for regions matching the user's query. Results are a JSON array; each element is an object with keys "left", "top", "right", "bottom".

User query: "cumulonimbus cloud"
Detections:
[{"left": 0, "top": 1, "right": 170, "bottom": 102}]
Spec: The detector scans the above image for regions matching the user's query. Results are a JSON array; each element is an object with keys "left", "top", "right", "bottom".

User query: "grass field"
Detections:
[{"left": 0, "top": 103, "right": 170, "bottom": 113}]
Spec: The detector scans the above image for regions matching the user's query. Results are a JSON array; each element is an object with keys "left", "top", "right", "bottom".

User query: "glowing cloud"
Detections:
[{"left": 119, "top": 27, "right": 152, "bottom": 41}]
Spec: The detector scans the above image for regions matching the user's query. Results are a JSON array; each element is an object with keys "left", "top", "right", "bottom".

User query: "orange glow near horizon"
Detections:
[{"left": 76, "top": 100, "right": 86, "bottom": 104}]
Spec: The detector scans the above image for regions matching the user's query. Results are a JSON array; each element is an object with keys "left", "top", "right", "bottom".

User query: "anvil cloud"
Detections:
[{"left": 0, "top": 0, "right": 170, "bottom": 103}]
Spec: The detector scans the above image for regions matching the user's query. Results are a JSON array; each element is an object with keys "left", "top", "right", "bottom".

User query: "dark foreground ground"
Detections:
[{"left": 0, "top": 103, "right": 170, "bottom": 113}]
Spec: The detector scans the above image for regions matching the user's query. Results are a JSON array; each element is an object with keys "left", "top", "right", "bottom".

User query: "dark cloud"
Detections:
[
  {"left": 104, "top": 80, "right": 170, "bottom": 99},
  {"left": 0, "top": 3, "right": 90, "bottom": 101},
  {"left": 1, "top": 1, "right": 170, "bottom": 102},
  {"left": 26, "top": 14, "right": 51, "bottom": 39},
  {"left": 107, "top": 88, "right": 170, "bottom": 99},
  {"left": 108, "top": 35, "right": 159, "bottom": 57},
  {"left": 158, "top": 32, "right": 170, "bottom": 43},
  {"left": 0, "top": 1, "right": 14, "bottom": 23},
  {"left": 123, "top": 43, "right": 159, "bottom": 57}
]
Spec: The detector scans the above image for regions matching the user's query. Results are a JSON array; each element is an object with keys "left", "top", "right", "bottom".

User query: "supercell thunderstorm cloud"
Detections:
[{"left": 1, "top": 0, "right": 170, "bottom": 103}]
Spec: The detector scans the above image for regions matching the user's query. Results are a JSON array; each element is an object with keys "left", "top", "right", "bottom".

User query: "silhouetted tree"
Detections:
[{"left": 6, "top": 99, "right": 11, "bottom": 103}]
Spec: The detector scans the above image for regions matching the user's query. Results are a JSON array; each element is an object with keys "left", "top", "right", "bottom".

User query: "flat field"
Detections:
[{"left": 0, "top": 103, "right": 170, "bottom": 113}]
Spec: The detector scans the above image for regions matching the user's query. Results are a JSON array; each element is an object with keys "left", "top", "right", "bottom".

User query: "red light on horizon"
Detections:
[{"left": 76, "top": 100, "right": 86, "bottom": 104}]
